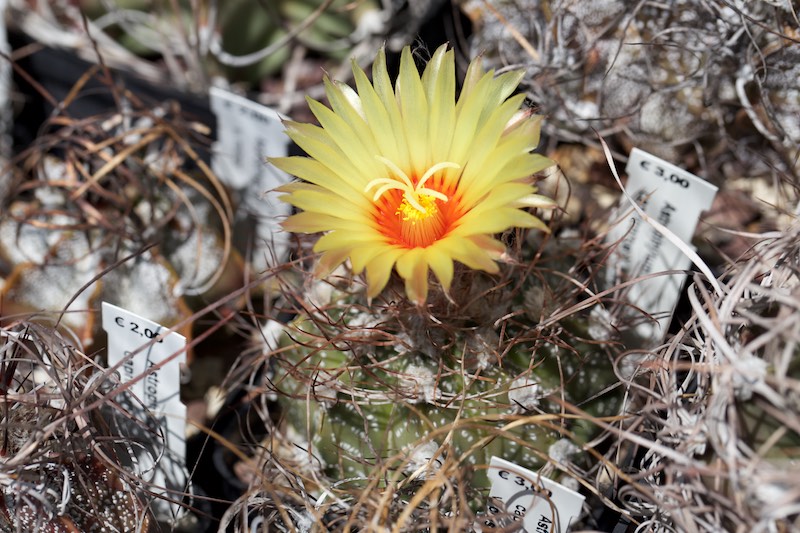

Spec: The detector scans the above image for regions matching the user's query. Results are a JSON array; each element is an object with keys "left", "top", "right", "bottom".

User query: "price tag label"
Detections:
[
  {"left": 606, "top": 148, "right": 718, "bottom": 341},
  {"left": 482, "top": 457, "right": 584, "bottom": 532},
  {"left": 209, "top": 87, "right": 292, "bottom": 270},
  {"left": 101, "top": 301, "right": 187, "bottom": 522}
]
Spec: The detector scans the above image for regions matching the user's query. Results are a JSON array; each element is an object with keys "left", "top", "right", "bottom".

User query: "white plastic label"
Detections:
[
  {"left": 101, "top": 301, "right": 187, "bottom": 521},
  {"left": 606, "top": 148, "right": 718, "bottom": 341},
  {"left": 209, "top": 87, "right": 292, "bottom": 270},
  {"left": 483, "top": 457, "right": 584, "bottom": 532}
]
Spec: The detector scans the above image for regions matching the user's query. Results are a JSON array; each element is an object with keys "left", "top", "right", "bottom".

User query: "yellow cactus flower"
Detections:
[{"left": 271, "top": 45, "right": 555, "bottom": 304}]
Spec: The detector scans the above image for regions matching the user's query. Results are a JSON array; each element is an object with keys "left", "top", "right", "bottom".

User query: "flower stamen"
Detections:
[
  {"left": 364, "top": 157, "right": 459, "bottom": 217},
  {"left": 397, "top": 194, "right": 439, "bottom": 221}
]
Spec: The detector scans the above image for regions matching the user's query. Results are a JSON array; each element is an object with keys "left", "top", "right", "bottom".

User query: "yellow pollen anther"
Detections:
[
  {"left": 364, "top": 158, "right": 460, "bottom": 217},
  {"left": 397, "top": 193, "right": 439, "bottom": 222}
]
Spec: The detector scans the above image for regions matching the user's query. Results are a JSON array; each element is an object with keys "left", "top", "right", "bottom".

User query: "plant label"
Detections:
[
  {"left": 482, "top": 457, "right": 584, "bottom": 532},
  {"left": 101, "top": 301, "right": 187, "bottom": 522},
  {"left": 606, "top": 148, "right": 718, "bottom": 341},
  {"left": 209, "top": 87, "right": 292, "bottom": 270}
]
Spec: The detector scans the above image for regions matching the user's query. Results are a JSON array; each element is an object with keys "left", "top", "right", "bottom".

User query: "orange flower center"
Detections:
[{"left": 365, "top": 158, "right": 461, "bottom": 249}]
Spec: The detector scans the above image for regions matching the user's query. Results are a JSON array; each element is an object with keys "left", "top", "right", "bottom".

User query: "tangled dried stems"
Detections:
[
  {"left": 610, "top": 222, "right": 800, "bottom": 532},
  {"left": 12, "top": 67, "right": 231, "bottom": 283},
  {"left": 466, "top": 0, "right": 800, "bottom": 199},
  {"left": 219, "top": 451, "right": 480, "bottom": 531},
  {"left": 0, "top": 320, "right": 158, "bottom": 531}
]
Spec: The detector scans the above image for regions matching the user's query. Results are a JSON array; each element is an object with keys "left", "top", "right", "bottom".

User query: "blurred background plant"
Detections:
[
  {"left": 6, "top": 0, "right": 452, "bottom": 115},
  {"left": 74, "top": 0, "right": 382, "bottom": 92},
  {"left": 463, "top": 0, "right": 800, "bottom": 259},
  {"left": 0, "top": 74, "right": 239, "bottom": 348}
]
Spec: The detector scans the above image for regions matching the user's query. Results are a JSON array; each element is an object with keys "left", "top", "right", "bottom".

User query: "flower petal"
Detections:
[
  {"left": 424, "top": 246, "right": 454, "bottom": 293},
  {"left": 284, "top": 187, "right": 372, "bottom": 222},
  {"left": 456, "top": 207, "right": 546, "bottom": 235},
  {"left": 307, "top": 97, "right": 383, "bottom": 181},
  {"left": 314, "top": 230, "right": 385, "bottom": 253},
  {"left": 460, "top": 147, "right": 554, "bottom": 206},
  {"left": 511, "top": 193, "right": 558, "bottom": 209},
  {"left": 396, "top": 47, "right": 430, "bottom": 174},
  {"left": 421, "top": 46, "right": 456, "bottom": 162},
  {"left": 464, "top": 182, "right": 536, "bottom": 213},
  {"left": 435, "top": 236, "right": 500, "bottom": 273},
  {"left": 457, "top": 94, "right": 527, "bottom": 195},
  {"left": 270, "top": 156, "right": 363, "bottom": 200},
  {"left": 325, "top": 77, "right": 381, "bottom": 156},
  {"left": 350, "top": 241, "right": 393, "bottom": 274},
  {"left": 352, "top": 59, "right": 403, "bottom": 164},
  {"left": 315, "top": 247, "right": 352, "bottom": 278},
  {"left": 283, "top": 121, "right": 373, "bottom": 189},
  {"left": 365, "top": 247, "right": 405, "bottom": 298},
  {"left": 282, "top": 212, "right": 350, "bottom": 234},
  {"left": 396, "top": 248, "right": 429, "bottom": 304},
  {"left": 333, "top": 79, "right": 365, "bottom": 120},
  {"left": 372, "top": 48, "right": 411, "bottom": 170},
  {"left": 449, "top": 72, "right": 495, "bottom": 163}
]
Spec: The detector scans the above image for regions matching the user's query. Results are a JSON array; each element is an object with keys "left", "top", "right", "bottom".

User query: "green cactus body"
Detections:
[
  {"left": 269, "top": 264, "right": 622, "bottom": 492},
  {"left": 215, "top": 0, "right": 368, "bottom": 81}
]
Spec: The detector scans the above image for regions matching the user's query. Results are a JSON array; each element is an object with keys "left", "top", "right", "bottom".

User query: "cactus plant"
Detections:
[
  {"left": 0, "top": 88, "right": 240, "bottom": 348},
  {"left": 230, "top": 45, "right": 629, "bottom": 529},
  {"left": 462, "top": 0, "right": 799, "bottom": 198}
]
